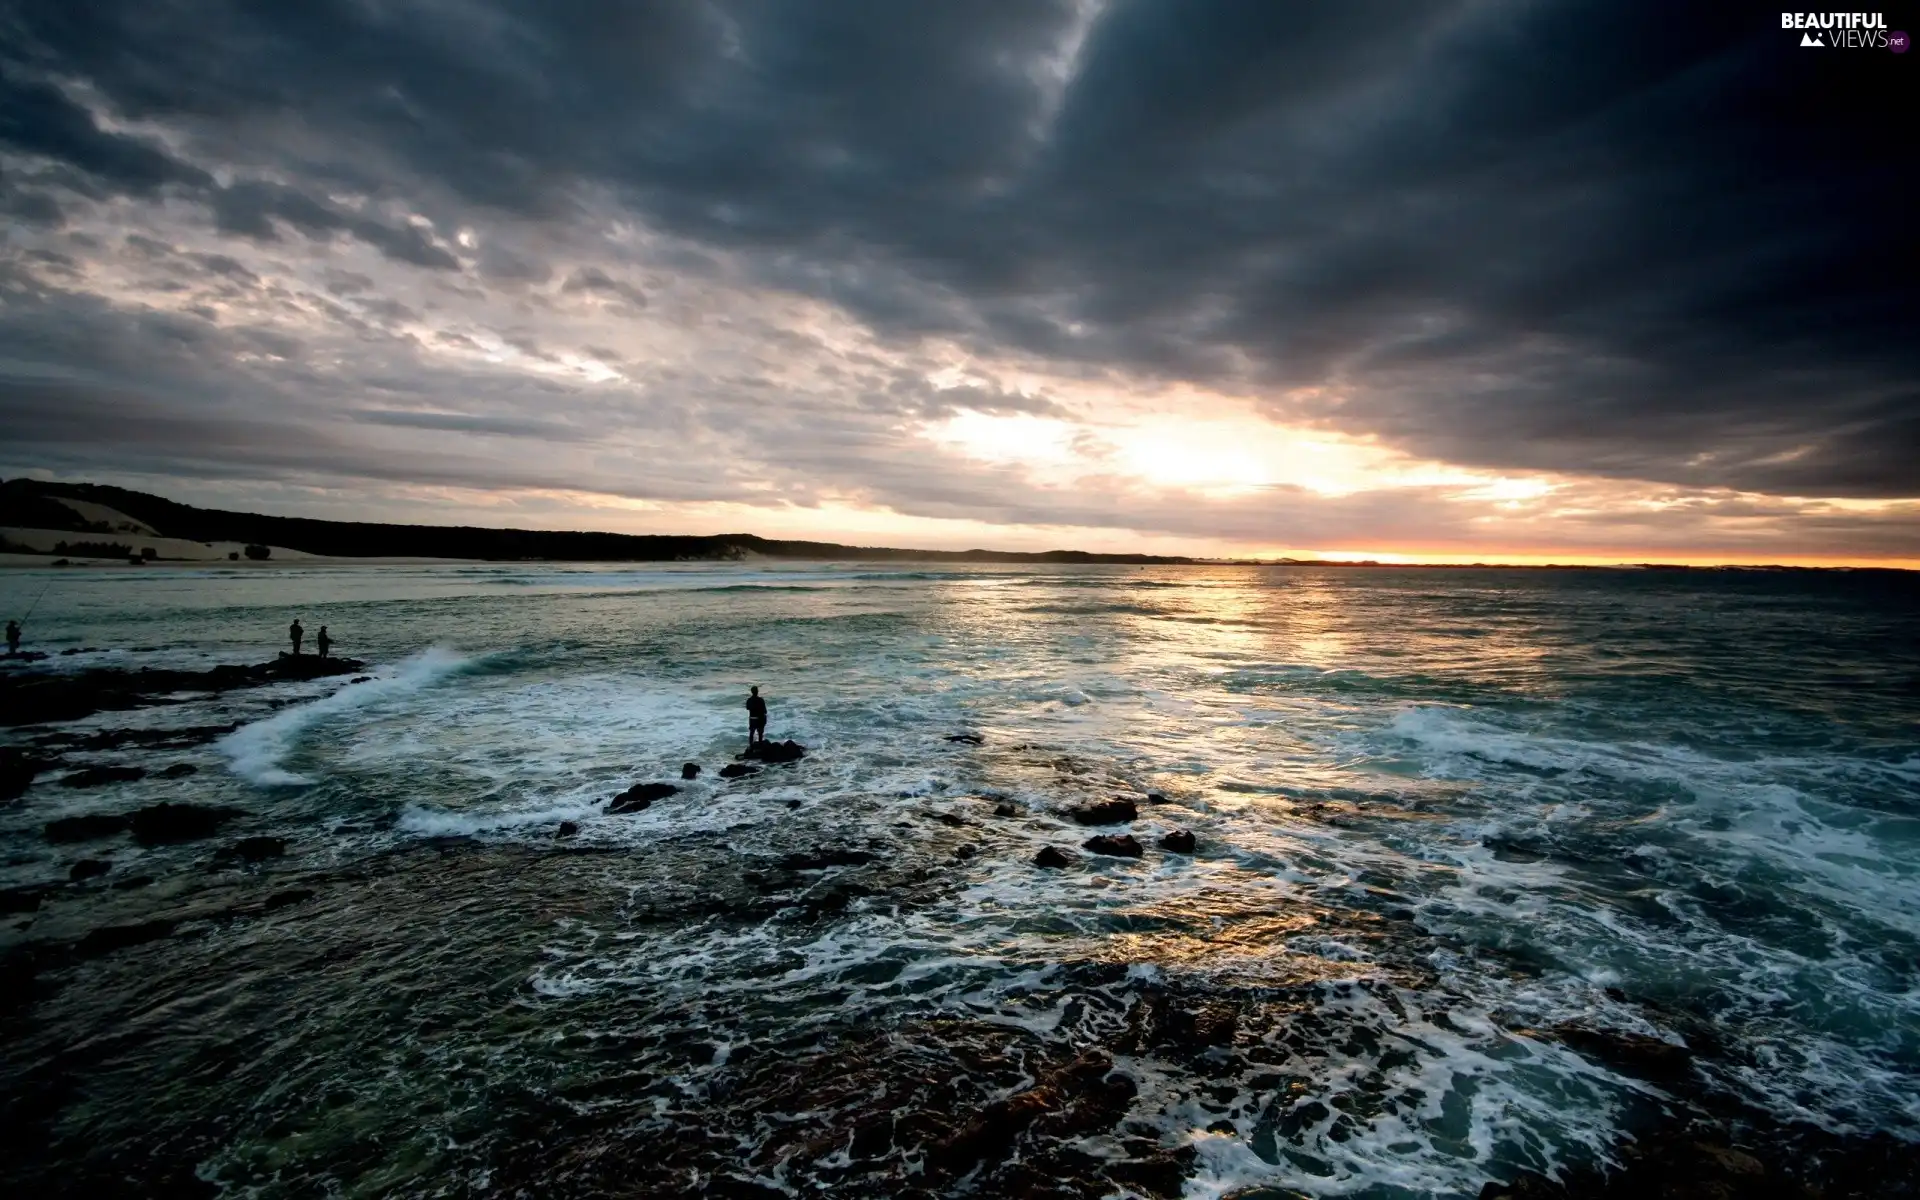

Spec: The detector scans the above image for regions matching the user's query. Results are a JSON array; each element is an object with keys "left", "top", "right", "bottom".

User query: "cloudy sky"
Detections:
[{"left": 1, "top": 1, "right": 1914, "bottom": 564}]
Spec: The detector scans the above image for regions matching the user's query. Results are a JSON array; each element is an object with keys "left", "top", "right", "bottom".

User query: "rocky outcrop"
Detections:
[
  {"left": 555, "top": 821, "right": 579, "bottom": 838},
  {"left": 743, "top": 739, "right": 807, "bottom": 764},
  {"left": 0, "top": 655, "right": 368, "bottom": 727},
  {"left": 68, "top": 858, "right": 111, "bottom": 881},
  {"left": 44, "top": 813, "right": 130, "bottom": 843},
  {"left": 927, "top": 1050, "right": 1136, "bottom": 1177},
  {"left": 608, "top": 782, "right": 677, "bottom": 814},
  {"left": 1159, "top": 829, "right": 1196, "bottom": 853},
  {"left": 681, "top": 762, "right": 701, "bottom": 780},
  {"left": 1034, "top": 846, "right": 1073, "bottom": 868},
  {"left": 220, "top": 835, "right": 286, "bottom": 863},
  {"left": 719, "top": 762, "right": 758, "bottom": 779},
  {"left": 1070, "top": 797, "right": 1136, "bottom": 825},
  {"left": 1084, "top": 833, "right": 1143, "bottom": 858}
]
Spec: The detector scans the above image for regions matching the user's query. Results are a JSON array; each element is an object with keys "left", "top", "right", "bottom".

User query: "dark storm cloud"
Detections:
[{"left": 0, "top": 0, "right": 1914, "bottom": 508}]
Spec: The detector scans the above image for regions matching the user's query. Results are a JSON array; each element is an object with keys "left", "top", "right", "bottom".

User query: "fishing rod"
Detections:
[{"left": 17, "top": 576, "right": 54, "bottom": 623}]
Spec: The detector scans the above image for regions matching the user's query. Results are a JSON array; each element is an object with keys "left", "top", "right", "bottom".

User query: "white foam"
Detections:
[{"left": 220, "top": 647, "right": 477, "bottom": 786}]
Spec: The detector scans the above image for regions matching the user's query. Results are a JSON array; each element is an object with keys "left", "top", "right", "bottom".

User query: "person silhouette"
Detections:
[
  {"left": 316, "top": 625, "right": 332, "bottom": 659},
  {"left": 289, "top": 618, "right": 304, "bottom": 656},
  {"left": 746, "top": 685, "right": 768, "bottom": 746},
  {"left": 5, "top": 620, "right": 18, "bottom": 656}
]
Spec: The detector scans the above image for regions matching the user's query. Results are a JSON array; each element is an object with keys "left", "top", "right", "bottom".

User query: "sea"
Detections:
[{"left": 1, "top": 561, "right": 1917, "bottom": 1198}]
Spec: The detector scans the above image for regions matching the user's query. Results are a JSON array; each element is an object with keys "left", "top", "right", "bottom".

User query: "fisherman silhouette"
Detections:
[
  {"left": 5, "top": 620, "right": 18, "bottom": 656},
  {"left": 316, "top": 625, "right": 332, "bottom": 659},
  {"left": 289, "top": 619, "right": 304, "bottom": 656},
  {"left": 746, "top": 686, "right": 768, "bottom": 746}
]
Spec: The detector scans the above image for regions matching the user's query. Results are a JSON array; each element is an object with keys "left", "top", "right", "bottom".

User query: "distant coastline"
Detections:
[{"left": 1, "top": 477, "right": 1908, "bottom": 572}]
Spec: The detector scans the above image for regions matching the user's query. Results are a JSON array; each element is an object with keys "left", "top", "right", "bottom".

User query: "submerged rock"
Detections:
[
  {"left": 718, "top": 763, "right": 759, "bottom": 779},
  {"left": 44, "top": 813, "right": 131, "bottom": 843},
  {"left": 944, "top": 732, "right": 985, "bottom": 745},
  {"left": 993, "top": 801, "right": 1021, "bottom": 818},
  {"left": 1551, "top": 1024, "right": 1693, "bottom": 1081},
  {"left": 608, "top": 782, "right": 678, "bottom": 814},
  {"left": 129, "top": 802, "right": 246, "bottom": 846},
  {"left": 1084, "top": 833, "right": 1143, "bottom": 858},
  {"left": 1034, "top": 846, "right": 1073, "bottom": 868},
  {"left": 779, "top": 848, "right": 876, "bottom": 871},
  {"left": 743, "top": 739, "right": 807, "bottom": 764},
  {"left": 59, "top": 765, "right": 146, "bottom": 788},
  {"left": 681, "top": 762, "right": 701, "bottom": 780},
  {"left": 1069, "top": 797, "right": 1137, "bottom": 825},
  {"left": 555, "top": 821, "right": 579, "bottom": 839},
  {"left": 156, "top": 762, "right": 198, "bottom": 779},
  {"left": 221, "top": 835, "right": 287, "bottom": 863},
  {"left": 68, "top": 858, "right": 111, "bottom": 881},
  {"left": 1159, "top": 829, "right": 1196, "bottom": 853},
  {"left": 1, "top": 747, "right": 46, "bottom": 801}
]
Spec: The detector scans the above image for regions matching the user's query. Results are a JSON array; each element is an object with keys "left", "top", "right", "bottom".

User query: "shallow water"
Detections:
[{"left": 3, "top": 562, "right": 1917, "bottom": 1197}]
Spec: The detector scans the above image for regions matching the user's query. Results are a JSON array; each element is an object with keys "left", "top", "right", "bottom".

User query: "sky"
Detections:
[{"left": 0, "top": 1, "right": 1915, "bottom": 565}]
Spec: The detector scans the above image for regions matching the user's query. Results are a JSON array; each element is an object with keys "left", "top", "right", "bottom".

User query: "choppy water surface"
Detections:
[{"left": 2, "top": 562, "right": 1917, "bottom": 1198}]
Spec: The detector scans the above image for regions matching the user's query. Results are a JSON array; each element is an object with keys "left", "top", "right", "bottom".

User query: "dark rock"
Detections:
[
  {"left": 1154, "top": 1002, "right": 1239, "bottom": 1049},
  {"left": 1084, "top": 833, "right": 1143, "bottom": 858},
  {"left": 608, "top": 782, "right": 678, "bottom": 814},
  {"left": 1070, "top": 797, "right": 1137, "bottom": 825},
  {"left": 681, "top": 762, "right": 701, "bottom": 780},
  {"left": 953, "top": 844, "right": 978, "bottom": 860},
  {"left": 1, "top": 746, "right": 45, "bottom": 801},
  {"left": 743, "top": 739, "right": 806, "bottom": 764},
  {"left": 944, "top": 732, "right": 985, "bottom": 745},
  {"left": 1159, "top": 829, "right": 1197, "bottom": 853},
  {"left": 350, "top": 675, "right": 372, "bottom": 683},
  {"left": 110, "top": 875, "right": 152, "bottom": 890},
  {"left": 59, "top": 765, "right": 147, "bottom": 788},
  {"left": 718, "top": 763, "right": 758, "bottom": 779},
  {"left": 1552, "top": 1024, "right": 1692, "bottom": 1081},
  {"left": 222, "top": 835, "right": 286, "bottom": 863},
  {"left": 261, "top": 888, "right": 314, "bottom": 911},
  {"left": 1034, "top": 846, "right": 1073, "bottom": 868},
  {"left": 928, "top": 1050, "right": 1133, "bottom": 1176},
  {"left": 993, "top": 801, "right": 1020, "bottom": 817},
  {"left": 1145, "top": 792, "right": 1171, "bottom": 804},
  {"left": 935, "top": 812, "right": 968, "bottom": 827},
  {"left": 0, "top": 885, "right": 46, "bottom": 913},
  {"left": 786, "top": 799, "right": 801, "bottom": 809},
  {"left": 129, "top": 802, "right": 246, "bottom": 846},
  {"left": 156, "top": 762, "right": 198, "bottom": 779},
  {"left": 68, "top": 858, "right": 111, "bottom": 881},
  {"left": 779, "top": 848, "right": 876, "bottom": 871},
  {"left": 75, "top": 919, "right": 176, "bottom": 957},
  {"left": 41, "top": 723, "right": 237, "bottom": 752},
  {"left": 44, "top": 813, "right": 131, "bottom": 843},
  {"left": 556, "top": 821, "right": 579, "bottom": 838},
  {"left": 0, "top": 655, "right": 367, "bottom": 727}
]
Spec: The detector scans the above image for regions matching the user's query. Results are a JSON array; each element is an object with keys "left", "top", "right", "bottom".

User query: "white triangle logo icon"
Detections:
[{"left": 1800, "top": 31, "right": 1823, "bottom": 46}]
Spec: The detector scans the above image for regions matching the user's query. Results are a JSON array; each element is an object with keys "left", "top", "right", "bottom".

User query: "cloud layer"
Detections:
[{"left": 0, "top": 0, "right": 1914, "bottom": 559}]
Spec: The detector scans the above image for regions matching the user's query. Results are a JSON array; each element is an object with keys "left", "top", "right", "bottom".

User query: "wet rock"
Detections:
[
  {"left": 261, "top": 888, "right": 314, "bottom": 911},
  {"left": 1084, "top": 833, "right": 1143, "bottom": 858},
  {"left": 157, "top": 762, "right": 198, "bottom": 779},
  {"left": 993, "top": 801, "right": 1020, "bottom": 818},
  {"left": 59, "top": 765, "right": 147, "bottom": 788},
  {"left": 0, "top": 655, "right": 367, "bottom": 727},
  {"left": 1034, "top": 846, "right": 1074, "bottom": 868},
  {"left": 1070, "top": 797, "right": 1137, "bottom": 825},
  {"left": 556, "top": 821, "right": 579, "bottom": 839},
  {"left": 1, "top": 746, "right": 46, "bottom": 801},
  {"left": 129, "top": 802, "right": 246, "bottom": 846},
  {"left": 929, "top": 1050, "right": 1133, "bottom": 1175},
  {"left": 953, "top": 844, "right": 978, "bottom": 860},
  {"left": 934, "top": 811, "right": 968, "bottom": 827},
  {"left": 1551, "top": 1024, "right": 1693, "bottom": 1081},
  {"left": 681, "top": 762, "right": 701, "bottom": 780},
  {"left": 718, "top": 763, "right": 758, "bottom": 779},
  {"left": 1145, "top": 791, "right": 1171, "bottom": 804},
  {"left": 944, "top": 732, "right": 985, "bottom": 745},
  {"left": 42, "top": 723, "right": 237, "bottom": 752},
  {"left": 1154, "top": 1001, "right": 1239, "bottom": 1049},
  {"left": 608, "top": 782, "right": 677, "bottom": 814},
  {"left": 221, "top": 835, "right": 286, "bottom": 863},
  {"left": 110, "top": 875, "right": 152, "bottom": 890},
  {"left": 350, "top": 675, "right": 372, "bottom": 683},
  {"left": 786, "top": 799, "right": 801, "bottom": 809},
  {"left": 0, "top": 885, "right": 47, "bottom": 913},
  {"left": 1159, "top": 829, "right": 1197, "bottom": 853},
  {"left": 68, "top": 858, "right": 111, "bottom": 881},
  {"left": 44, "top": 813, "right": 131, "bottom": 843},
  {"left": 75, "top": 919, "right": 176, "bottom": 957},
  {"left": 743, "top": 739, "right": 807, "bottom": 764}
]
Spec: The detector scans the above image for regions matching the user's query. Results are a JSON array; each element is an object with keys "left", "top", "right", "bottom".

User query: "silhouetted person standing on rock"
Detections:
[
  {"left": 289, "top": 619, "right": 304, "bottom": 656},
  {"left": 5, "top": 620, "right": 18, "bottom": 656},
  {"left": 746, "top": 686, "right": 768, "bottom": 746},
  {"left": 316, "top": 625, "right": 332, "bottom": 659}
]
